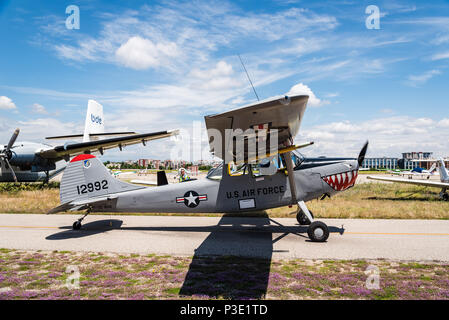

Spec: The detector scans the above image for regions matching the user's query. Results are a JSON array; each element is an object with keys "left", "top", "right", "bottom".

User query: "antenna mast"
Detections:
[{"left": 238, "top": 54, "right": 259, "bottom": 101}]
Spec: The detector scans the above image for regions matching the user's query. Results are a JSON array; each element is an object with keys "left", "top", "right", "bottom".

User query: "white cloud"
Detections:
[
  {"left": 407, "top": 69, "right": 441, "bottom": 86},
  {"left": 0, "top": 96, "right": 17, "bottom": 110},
  {"left": 431, "top": 51, "right": 449, "bottom": 61},
  {"left": 297, "top": 116, "right": 449, "bottom": 158},
  {"left": 115, "top": 36, "right": 179, "bottom": 70},
  {"left": 438, "top": 118, "right": 449, "bottom": 128},
  {"left": 31, "top": 103, "right": 48, "bottom": 114},
  {"left": 286, "top": 83, "right": 329, "bottom": 107}
]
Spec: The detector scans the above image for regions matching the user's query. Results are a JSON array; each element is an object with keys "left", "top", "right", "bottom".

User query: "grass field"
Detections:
[
  {"left": 0, "top": 183, "right": 448, "bottom": 219},
  {"left": 0, "top": 248, "right": 448, "bottom": 300}
]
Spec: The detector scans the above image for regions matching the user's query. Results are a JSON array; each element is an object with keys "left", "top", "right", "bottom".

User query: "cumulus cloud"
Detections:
[
  {"left": 31, "top": 103, "right": 48, "bottom": 114},
  {"left": 286, "top": 83, "right": 329, "bottom": 107},
  {"left": 0, "top": 96, "right": 17, "bottom": 110},
  {"left": 297, "top": 116, "right": 449, "bottom": 158},
  {"left": 115, "top": 36, "right": 179, "bottom": 70},
  {"left": 438, "top": 118, "right": 449, "bottom": 127}
]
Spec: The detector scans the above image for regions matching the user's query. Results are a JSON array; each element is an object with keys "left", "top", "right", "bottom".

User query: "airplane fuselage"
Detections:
[{"left": 95, "top": 159, "right": 359, "bottom": 213}]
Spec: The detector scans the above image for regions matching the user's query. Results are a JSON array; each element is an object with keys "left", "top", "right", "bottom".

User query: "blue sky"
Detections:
[{"left": 1, "top": 0, "right": 449, "bottom": 161}]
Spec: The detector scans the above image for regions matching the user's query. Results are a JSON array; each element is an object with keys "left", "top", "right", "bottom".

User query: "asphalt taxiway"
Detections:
[{"left": 0, "top": 214, "right": 448, "bottom": 261}]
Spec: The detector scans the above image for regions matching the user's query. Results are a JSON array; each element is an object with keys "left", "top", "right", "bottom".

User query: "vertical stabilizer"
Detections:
[
  {"left": 83, "top": 100, "right": 105, "bottom": 142},
  {"left": 439, "top": 158, "right": 449, "bottom": 183}
]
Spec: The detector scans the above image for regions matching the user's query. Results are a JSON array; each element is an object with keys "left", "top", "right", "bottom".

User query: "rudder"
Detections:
[{"left": 83, "top": 100, "right": 105, "bottom": 142}]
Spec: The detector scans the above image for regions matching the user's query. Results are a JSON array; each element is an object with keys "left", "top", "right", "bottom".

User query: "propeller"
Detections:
[
  {"left": 357, "top": 140, "right": 369, "bottom": 167},
  {"left": 0, "top": 128, "right": 20, "bottom": 182}
]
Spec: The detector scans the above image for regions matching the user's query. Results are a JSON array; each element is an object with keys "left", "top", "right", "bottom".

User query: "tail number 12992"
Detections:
[{"left": 76, "top": 180, "right": 108, "bottom": 195}]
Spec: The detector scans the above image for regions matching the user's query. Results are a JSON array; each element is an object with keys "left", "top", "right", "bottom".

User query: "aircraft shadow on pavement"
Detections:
[
  {"left": 178, "top": 214, "right": 343, "bottom": 299},
  {"left": 45, "top": 219, "right": 123, "bottom": 240},
  {"left": 45, "top": 214, "right": 343, "bottom": 299}
]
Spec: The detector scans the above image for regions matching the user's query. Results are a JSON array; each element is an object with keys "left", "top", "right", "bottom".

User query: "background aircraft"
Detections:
[
  {"left": 367, "top": 159, "right": 449, "bottom": 201},
  {"left": 387, "top": 163, "right": 437, "bottom": 179},
  {"left": 0, "top": 100, "right": 178, "bottom": 183},
  {"left": 48, "top": 94, "right": 368, "bottom": 242}
]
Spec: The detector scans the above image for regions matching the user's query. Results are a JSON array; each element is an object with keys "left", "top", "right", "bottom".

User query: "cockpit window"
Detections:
[
  {"left": 206, "top": 163, "right": 223, "bottom": 181},
  {"left": 291, "top": 150, "right": 305, "bottom": 168}
]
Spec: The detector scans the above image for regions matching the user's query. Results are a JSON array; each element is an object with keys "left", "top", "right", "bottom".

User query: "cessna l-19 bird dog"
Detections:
[
  {"left": 0, "top": 100, "right": 178, "bottom": 182},
  {"left": 367, "top": 159, "right": 449, "bottom": 201},
  {"left": 49, "top": 95, "right": 368, "bottom": 242}
]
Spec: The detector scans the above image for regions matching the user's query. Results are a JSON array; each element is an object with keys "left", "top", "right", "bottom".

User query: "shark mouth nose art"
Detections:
[{"left": 322, "top": 170, "right": 358, "bottom": 191}]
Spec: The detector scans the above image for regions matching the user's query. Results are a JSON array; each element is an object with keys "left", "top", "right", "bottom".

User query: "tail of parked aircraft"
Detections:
[
  {"left": 83, "top": 100, "right": 105, "bottom": 142},
  {"left": 439, "top": 158, "right": 449, "bottom": 183},
  {"left": 59, "top": 154, "right": 143, "bottom": 205}
]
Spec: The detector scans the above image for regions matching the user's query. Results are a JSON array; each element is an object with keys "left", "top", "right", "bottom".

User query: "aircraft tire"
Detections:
[
  {"left": 73, "top": 221, "right": 81, "bottom": 230},
  {"left": 296, "top": 209, "right": 314, "bottom": 225},
  {"left": 307, "top": 221, "right": 329, "bottom": 242},
  {"left": 443, "top": 193, "right": 449, "bottom": 201}
]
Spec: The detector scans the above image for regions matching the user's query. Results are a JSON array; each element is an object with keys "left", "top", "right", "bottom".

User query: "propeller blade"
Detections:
[
  {"left": 6, "top": 128, "right": 20, "bottom": 151},
  {"left": 358, "top": 141, "right": 369, "bottom": 167},
  {"left": 4, "top": 157, "right": 18, "bottom": 183}
]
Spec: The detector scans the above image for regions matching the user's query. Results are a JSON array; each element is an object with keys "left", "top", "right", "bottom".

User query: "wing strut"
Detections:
[{"left": 282, "top": 151, "right": 314, "bottom": 223}]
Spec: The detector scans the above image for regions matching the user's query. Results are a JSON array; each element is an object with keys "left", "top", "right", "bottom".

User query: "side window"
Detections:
[{"left": 251, "top": 156, "right": 280, "bottom": 177}]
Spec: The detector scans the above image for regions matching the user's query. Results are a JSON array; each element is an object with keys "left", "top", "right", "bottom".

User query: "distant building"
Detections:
[
  {"left": 402, "top": 152, "right": 432, "bottom": 160},
  {"left": 362, "top": 158, "right": 398, "bottom": 170},
  {"left": 362, "top": 152, "right": 435, "bottom": 170}
]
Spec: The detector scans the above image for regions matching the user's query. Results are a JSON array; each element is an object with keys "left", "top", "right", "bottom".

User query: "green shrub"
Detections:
[{"left": 0, "top": 182, "right": 60, "bottom": 194}]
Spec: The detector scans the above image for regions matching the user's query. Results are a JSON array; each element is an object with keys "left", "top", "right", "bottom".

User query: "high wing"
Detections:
[
  {"left": 367, "top": 175, "right": 449, "bottom": 188},
  {"left": 38, "top": 130, "right": 179, "bottom": 160},
  {"left": 204, "top": 95, "right": 309, "bottom": 163}
]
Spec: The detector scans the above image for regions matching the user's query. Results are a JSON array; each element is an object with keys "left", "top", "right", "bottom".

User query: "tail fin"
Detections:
[
  {"left": 428, "top": 162, "right": 437, "bottom": 173},
  {"left": 60, "top": 154, "right": 143, "bottom": 204},
  {"left": 83, "top": 100, "right": 105, "bottom": 142},
  {"left": 439, "top": 158, "right": 449, "bottom": 183}
]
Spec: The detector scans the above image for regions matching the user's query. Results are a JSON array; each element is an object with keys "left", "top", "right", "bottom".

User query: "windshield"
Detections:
[
  {"left": 291, "top": 150, "right": 305, "bottom": 168},
  {"left": 206, "top": 163, "right": 223, "bottom": 181}
]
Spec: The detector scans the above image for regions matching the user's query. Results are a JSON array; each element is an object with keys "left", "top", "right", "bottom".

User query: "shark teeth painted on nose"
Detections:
[{"left": 322, "top": 170, "right": 358, "bottom": 191}]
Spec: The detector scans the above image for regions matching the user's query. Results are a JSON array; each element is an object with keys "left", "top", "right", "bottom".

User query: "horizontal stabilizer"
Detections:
[
  {"left": 130, "top": 179, "right": 157, "bottom": 186},
  {"left": 47, "top": 195, "right": 118, "bottom": 214}
]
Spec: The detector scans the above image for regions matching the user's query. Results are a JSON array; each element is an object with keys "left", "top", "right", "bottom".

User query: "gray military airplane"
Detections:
[
  {"left": 48, "top": 94, "right": 368, "bottom": 242},
  {"left": 0, "top": 100, "right": 178, "bottom": 183}
]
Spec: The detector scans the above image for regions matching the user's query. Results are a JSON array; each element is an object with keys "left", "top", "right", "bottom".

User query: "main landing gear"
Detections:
[
  {"left": 72, "top": 208, "right": 91, "bottom": 230},
  {"left": 296, "top": 208, "right": 314, "bottom": 225},
  {"left": 298, "top": 201, "right": 329, "bottom": 242}
]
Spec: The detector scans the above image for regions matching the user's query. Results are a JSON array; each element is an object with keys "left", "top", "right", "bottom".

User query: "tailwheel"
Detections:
[
  {"left": 307, "top": 221, "right": 329, "bottom": 242},
  {"left": 296, "top": 209, "right": 314, "bottom": 225},
  {"left": 72, "top": 207, "right": 91, "bottom": 230},
  {"left": 72, "top": 221, "right": 82, "bottom": 230}
]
